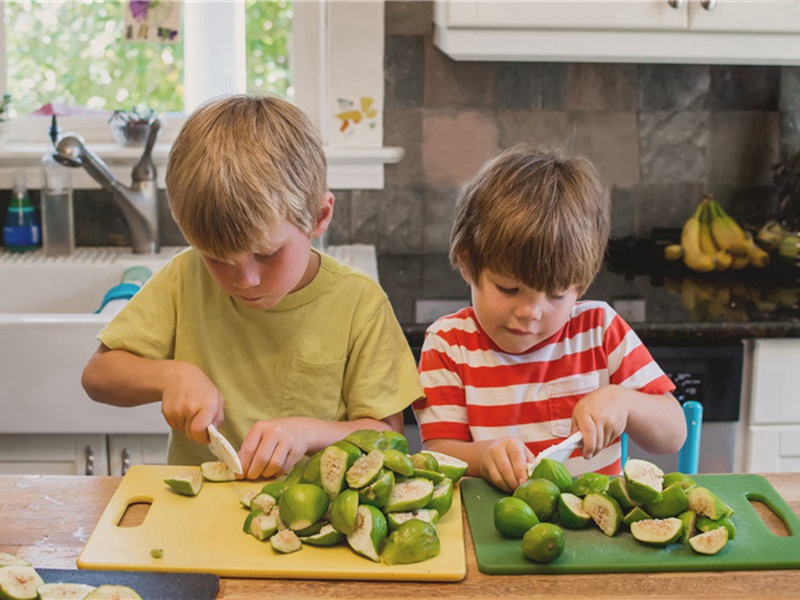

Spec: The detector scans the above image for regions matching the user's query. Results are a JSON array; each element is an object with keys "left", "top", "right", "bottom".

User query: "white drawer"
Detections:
[{"left": 749, "top": 339, "right": 800, "bottom": 425}]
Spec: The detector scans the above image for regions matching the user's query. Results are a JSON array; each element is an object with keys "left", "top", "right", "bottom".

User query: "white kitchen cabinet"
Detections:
[
  {"left": 107, "top": 434, "right": 169, "bottom": 477},
  {"left": 740, "top": 338, "right": 800, "bottom": 473},
  {"left": 0, "top": 434, "right": 108, "bottom": 476},
  {"left": 434, "top": 0, "right": 800, "bottom": 64}
]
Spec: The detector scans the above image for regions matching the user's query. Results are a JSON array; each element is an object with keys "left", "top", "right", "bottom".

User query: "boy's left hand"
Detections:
[
  {"left": 238, "top": 417, "right": 310, "bottom": 480},
  {"left": 570, "top": 385, "right": 628, "bottom": 459}
]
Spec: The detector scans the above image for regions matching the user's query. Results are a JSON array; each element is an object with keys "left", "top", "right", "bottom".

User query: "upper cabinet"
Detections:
[{"left": 433, "top": 1, "right": 800, "bottom": 65}]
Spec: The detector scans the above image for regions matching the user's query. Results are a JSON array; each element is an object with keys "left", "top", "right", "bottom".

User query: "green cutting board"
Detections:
[{"left": 462, "top": 474, "right": 800, "bottom": 574}]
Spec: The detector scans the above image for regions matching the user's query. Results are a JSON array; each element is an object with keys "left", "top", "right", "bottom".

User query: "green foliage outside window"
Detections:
[{"left": 3, "top": 0, "right": 291, "bottom": 118}]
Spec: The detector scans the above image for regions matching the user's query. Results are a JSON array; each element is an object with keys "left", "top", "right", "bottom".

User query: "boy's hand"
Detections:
[
  {"left": 571, "top": 385, "right": 628, "bottom": 459},
  {"left": 238, "top": 417, "right": 311, "bottom": 480},
  {"left": 160, "top": 362, "right": 225, "bottom": 444},
  {"left": 479, "top": 437, "right": 535, "bottom": 493}
]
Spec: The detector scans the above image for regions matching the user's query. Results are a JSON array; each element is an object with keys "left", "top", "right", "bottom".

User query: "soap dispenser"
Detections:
[
  {"left": 41, "top": 115, "right": 75, "bottom": 256},
  {"left": 3, "top": 172, "right": 41, "bottom": 252}
]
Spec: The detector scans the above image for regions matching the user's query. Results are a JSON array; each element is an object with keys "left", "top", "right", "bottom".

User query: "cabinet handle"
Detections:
[
  {"left": 121, "top": 448, "right": 131, "bottom": 476},
  {"left": 701, "top": 0, "right": 717, "bottom": 10},
  {"left": 667, "top": 0, "right": 685, "bottom": 8},
  {"left": 85, "top": 445, "right": 95, "bottom": 476}
]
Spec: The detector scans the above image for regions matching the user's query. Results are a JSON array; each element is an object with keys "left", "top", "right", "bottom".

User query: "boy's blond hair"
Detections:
[
  {"left": 450, "top": 144, "right": 610, "bottom": 295},
  {"left": 166, "top": 94, "right": 327, "bottom": 258}
]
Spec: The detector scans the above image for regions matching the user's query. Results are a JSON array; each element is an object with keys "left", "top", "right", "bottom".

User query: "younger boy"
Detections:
[
  {"left": 82, "top": 95, "right": 422, "bottom": 479},
  {"left": 414, "top": 145, "right": 685, "bottom": 492}
]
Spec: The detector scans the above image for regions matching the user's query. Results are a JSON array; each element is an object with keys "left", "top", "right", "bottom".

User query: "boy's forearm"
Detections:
[
  {"left": 82, "top": 346, "right": 178, "bottom": 408},
  {"left": 298, "top": 411, "right": 405, "bottom": 454},
  {"left": 623, "top": 390, "right": 687, "bottom": 455}
]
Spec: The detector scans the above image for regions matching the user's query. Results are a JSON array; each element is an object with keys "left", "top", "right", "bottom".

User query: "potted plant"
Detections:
[{"left": 108, "top": 104, "right": 157, "bottom": 147}]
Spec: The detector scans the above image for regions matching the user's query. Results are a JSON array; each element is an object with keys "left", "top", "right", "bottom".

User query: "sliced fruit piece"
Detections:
[
  {"left": 381, "top": 431, "right": 410, "bottom": 454},
  {"left": 530, "top": 458, "right": 573, "bottom": 492},
  {"left": 37, "top": 582, "right": 97, "bottom": 599},
  {"left": 357, "top": 469, "right": 395, "bottom": 509},
  {"left": 689, "top": 526, "right": 729, "bottom": 555},
  {"left": 278, "top": 483, "right": 330, "bottom": 531},
  {"left": 568, "top": 472, "right": 609, "bottom": 497},
  {"left": 247, "top": 510, "right": 279, "bottom": 541},
  {"left": 346, "top": 505, "right": 388, "bottom": 562},
  {"left": 420, "top": 451, "right": 468, "bottom": 482},
  {"left": 521, "top": 523, "right": 565, "bottom": 564},
  {"left": 623, "top": 506, "right": 651, "bottom": 526},
  {"left": 270, "top": 529, "right": 303, "bottom": 554},
  {"left": 426, "top": 478, "right": 454, "bottom": 518},
  {"left": 409, "top": 452, "right": 439, "bottom": 472},
  {"left": 199, "top": 460, "right": 237, "bottom": 482},
  {"left": 493, "top": 496, "right": 539, "bottom": 538},
  {"left": 512, "top": 477, "right": 561, "bottom": 521},
  {"left": 381, "top": 449, "right": 415, "bottom": 477},
  {"left": 643, "top": 483, "right": 689, "bottom": 518},
  {"left": 697, "top": 515, "right": 737, "bottom": 540},
  {"left": 301, "top": 450, "right": 322, "bottom": 485},
  {"left": 282, "top": 460, "right": 308, "bottom": 489},
  {"left": 630, "top": 517, "right": 684, "bottom": 546},
  {"left": 239, "top": 490, "right": 258, "bottom": 509},
  {"left": 623, "top": 458, "right": 664, "bottom": 504},
  {"left": 382, "top": 519, "right": 441, "bottom": 565},
  {"left": 299, "top": 523, "right": 344, "bottom": 546},
  {"left": 582, "top": 493, "right": 623, "bottom": 536},
  {"left": 293, "top": 520, "right": 324, "bottom": 537},
  {"left": 319, "top": 443, "right": 361, "bottom": 497},
  {"left": 383, "top": 477, "right": 435, "bottom": 513},
  {"left": 0, "top": 566, "right": 45, "bottom": 600},
  {"left": 687, "top": 486, "right": 733, "bottom": 520},
  {"left": 329, "top": 488, "right": 359, "bottom": 535},
  {"left": 344, "top": 430, "right": 390, "bottom": 453},
  {"left": 346, "top": 450, "right": 385, "bottom": 489},
  {"left": 164, "top": 470, "right": 203, "bottom": 496},
  {"left": 386, "top": 508, "right": 440, "bottom": 531},
  {"left": 606, "top": 477, "right": 640, "bottom": 511},
  {"left": 85, "top": 585, "right": 142, "bottom": 599},
  {"left": 250, "top": 492, "right": 277, "bottom": 514},
  {"left": 663, "top": 471, "right": 697, "bottom": 491},
  {"left": 0, "top": 553, "right": 30, "bottom": 568},
  {"left": 413, "top": 468, "right": 447, "bottom": 484},
  {"left": 557, "top": 492, "right": 591, "bottom": 529}
]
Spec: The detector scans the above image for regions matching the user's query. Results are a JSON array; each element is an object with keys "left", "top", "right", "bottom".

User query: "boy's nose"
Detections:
[
  {"left": 515, "top": 301, "right": 542, "bottom": 322},
  {"left": 231, "top": 261, "right": 261, "bottom": 289}
]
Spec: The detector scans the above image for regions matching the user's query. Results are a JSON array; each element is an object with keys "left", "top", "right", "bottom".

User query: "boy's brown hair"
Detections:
[
  {"left": 450, "top": 144, "right": 610, "bottom": 295},
  {"left": 166, "top": 94, "right": 327, "bottom": 258}
]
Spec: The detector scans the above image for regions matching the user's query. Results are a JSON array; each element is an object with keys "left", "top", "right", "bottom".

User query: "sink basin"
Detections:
[{"left": 0, "top": 245, "right": 378, "bottom": 435}]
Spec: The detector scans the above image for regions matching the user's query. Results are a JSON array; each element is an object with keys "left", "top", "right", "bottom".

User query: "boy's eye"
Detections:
[
  {"left": 496, "top": 285, "right": 518, "bottom": 295},
  {"left": 255, "top": 248, "right": 281, "bottom": 261},
  {"left": 549, "top": 293, "right": 567, "bottom": 301}
]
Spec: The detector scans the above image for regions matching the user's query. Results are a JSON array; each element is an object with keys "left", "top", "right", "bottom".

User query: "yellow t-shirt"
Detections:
[{"left": 98, "top": 248, "right": 423, "bottom": 465}]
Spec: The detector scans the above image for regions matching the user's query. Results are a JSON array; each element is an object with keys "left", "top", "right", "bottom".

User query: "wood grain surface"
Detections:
[{"left": 2, "top": 474, "right": 799, "bottom": 599}]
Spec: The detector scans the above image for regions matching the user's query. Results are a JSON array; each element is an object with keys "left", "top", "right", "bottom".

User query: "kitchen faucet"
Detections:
[{"left": 53, "top": 120, "right": 161, "bottom": 254}]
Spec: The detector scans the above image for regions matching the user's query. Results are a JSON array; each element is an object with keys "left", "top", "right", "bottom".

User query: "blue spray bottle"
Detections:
[{"left": 3, "top": 173, "right": 41, "bottom": 252}]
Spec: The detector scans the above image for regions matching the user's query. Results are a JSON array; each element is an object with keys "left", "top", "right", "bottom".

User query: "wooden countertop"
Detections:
[{"left": 1, "top": 474, "right": 799, "bottom": 599}]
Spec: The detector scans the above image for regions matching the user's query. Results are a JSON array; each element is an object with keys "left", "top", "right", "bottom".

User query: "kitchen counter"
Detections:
[{"left": 1, "top": 474, "right": 799, "bottom": 599}]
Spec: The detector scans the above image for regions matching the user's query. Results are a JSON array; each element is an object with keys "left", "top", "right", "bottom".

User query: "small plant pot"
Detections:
[{"left": 111, "top": 121, "right": 152, "bottom": 147}]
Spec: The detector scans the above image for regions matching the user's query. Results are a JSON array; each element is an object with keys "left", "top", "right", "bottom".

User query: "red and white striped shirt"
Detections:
[{"left": 413, "top": 301, "right": 675, "bottom": 476}]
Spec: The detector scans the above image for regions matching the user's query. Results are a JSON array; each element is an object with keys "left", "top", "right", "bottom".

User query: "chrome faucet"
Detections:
[{"left": 53, "top": 120, "right": 161, "bottom": 254}]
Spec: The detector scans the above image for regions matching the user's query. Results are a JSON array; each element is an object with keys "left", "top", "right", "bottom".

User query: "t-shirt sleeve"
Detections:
[
  {"left": 603, "top": 308, "right": 675, "bottom": 396},
  {"left": 341, "top": 296, "right": 423, "bottom": 421},
  {"left": 414, "top": 328, "right": 471, "bottom": 443},
  {"left": 97, "top": 261, "right": 177, "bottom": 359}
]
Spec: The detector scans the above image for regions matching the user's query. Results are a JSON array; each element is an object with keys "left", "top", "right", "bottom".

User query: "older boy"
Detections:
[
  {"left": 414, "top": 145, "right": 685, "bottom": 492},
  {"left": 82, "top": 95, "right": 422, "bottom": 479}
]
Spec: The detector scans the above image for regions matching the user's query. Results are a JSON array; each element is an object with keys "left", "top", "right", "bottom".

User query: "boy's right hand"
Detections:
[
  {"left": 160, "top": 362, "right": 225, "bottom": 444},
  {"left": 479, "top": 437, "right": 535, "bottom": 493}
]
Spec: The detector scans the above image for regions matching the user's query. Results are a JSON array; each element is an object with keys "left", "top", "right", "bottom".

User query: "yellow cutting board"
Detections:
[{"left": 78, "top": 465, "right": 466, "bottom": 581}]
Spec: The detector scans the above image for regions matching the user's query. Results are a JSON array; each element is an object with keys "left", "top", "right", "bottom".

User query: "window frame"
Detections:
[{"left": 0, "top": 0, "right": 400, "bottom": 190}]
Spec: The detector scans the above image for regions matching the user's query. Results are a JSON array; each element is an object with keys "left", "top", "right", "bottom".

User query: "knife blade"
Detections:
[
  {"left": 527, "top": 431, "right": 583, "bottom": 477},
  {"left": 207, "top": 424, "right": 243, "bottom": 475}
]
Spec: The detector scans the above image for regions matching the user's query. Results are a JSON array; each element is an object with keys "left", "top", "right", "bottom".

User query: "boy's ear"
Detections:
[
  {"left": 311, "top": 192, "right": 335, "bottom": 238},
  {"left": 455, "top": 253, "right": 474, "bottom": 285}
]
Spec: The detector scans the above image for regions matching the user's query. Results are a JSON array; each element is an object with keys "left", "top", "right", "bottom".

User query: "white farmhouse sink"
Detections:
[{"left": 0, "top": 245, "right": 378, "bottom": 435}]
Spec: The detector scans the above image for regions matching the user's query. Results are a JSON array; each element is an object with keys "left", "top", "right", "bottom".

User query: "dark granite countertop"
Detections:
[{"left": 383, "top": 249, "right": 800, "bottom": 348}]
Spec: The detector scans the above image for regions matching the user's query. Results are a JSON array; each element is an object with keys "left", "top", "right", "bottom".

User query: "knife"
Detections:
[
  {"left": 207, "top": 424, "right": 243, "bottom": 475},
  {"left": 527, "top": 431, "right": 583, "bottom": 477}
]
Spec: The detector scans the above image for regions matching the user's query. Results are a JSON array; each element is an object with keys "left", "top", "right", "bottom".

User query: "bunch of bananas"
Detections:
[{"left": 664, "top": 195, "right": 770, "bottom": 273}]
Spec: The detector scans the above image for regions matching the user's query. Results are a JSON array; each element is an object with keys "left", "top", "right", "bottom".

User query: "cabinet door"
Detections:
[
  {"left": 749, "top": 338, "right": 800, "bottom": 425},
  {"left": 689, "top": 0, "right": 800, "bottom": 33},
  {"left": 440, "top": 1, "right": 688, "bottom": 30},
  {"left": 745, "top": 425, "right": 800, "bottom": 472},
  {"left": 107, "top": 434, "right": 169, "bottom": 476},
  {"left": 0, "top": 435, "right": 108, "bottom": 476}
]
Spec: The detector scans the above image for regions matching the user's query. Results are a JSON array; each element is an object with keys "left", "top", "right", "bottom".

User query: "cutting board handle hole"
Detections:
[
  {"left": 748, "top": 498, "right": 790, "bottom": 537},
  {"left": 117, "top": 500, "right": 152, "bottom": 528}
]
